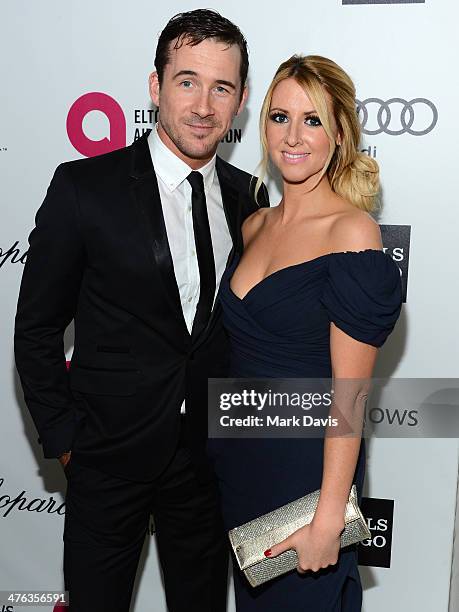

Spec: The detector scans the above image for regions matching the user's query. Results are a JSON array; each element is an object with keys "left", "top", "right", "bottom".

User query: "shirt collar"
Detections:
[{"left": 148, "top": 123, "right": 216, "bottom": 194}]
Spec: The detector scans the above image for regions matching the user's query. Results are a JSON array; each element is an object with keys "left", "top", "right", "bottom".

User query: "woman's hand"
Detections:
[{"left": 265, "top": 515, "right": 344, "bottom": 573}]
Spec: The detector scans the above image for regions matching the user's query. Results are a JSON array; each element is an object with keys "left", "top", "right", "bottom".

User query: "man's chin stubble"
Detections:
[{"left": 178, "top": 139, "right": 219, "bottom": 160}]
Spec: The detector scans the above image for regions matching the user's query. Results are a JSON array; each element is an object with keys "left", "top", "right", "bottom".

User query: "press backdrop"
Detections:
[{"left": 1, "top": 1, "right": 458, "bottom": 611}]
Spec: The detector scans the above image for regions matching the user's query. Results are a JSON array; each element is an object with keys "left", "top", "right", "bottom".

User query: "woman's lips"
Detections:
[{"left": 282, "top": 151, "right": 310, "bottom": 164}]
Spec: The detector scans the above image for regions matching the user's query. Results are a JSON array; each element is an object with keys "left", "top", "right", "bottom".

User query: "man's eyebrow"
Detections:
[
  {"left": 173, "top": 70, "right": 198, "bottom": 79},
  {"left": 216, "top": 79, "right": 236, "bottom": 90},
  {"left": 172, "top": 70, "right": 236, "bottom": 90}
]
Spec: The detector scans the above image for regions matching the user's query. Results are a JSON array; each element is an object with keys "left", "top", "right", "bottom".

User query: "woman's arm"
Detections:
[
  {"left": 313, "top": 212, "right": 383, "bottom": 547},
  {"left": 314, "top": 327, "right": 377, "bottom": 523}
]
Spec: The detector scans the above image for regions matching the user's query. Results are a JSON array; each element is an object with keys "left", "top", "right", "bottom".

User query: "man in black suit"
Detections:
[{"left": 14, "top": 9, "right": 268, "bottom": 612}]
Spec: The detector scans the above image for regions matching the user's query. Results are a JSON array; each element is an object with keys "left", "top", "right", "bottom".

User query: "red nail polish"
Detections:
[{"left": 264, "top": 549, "right": 272, "bottom": 557}]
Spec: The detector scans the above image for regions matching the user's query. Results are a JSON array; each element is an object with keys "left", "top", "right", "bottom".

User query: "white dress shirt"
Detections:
[{"left": 148, "top": 125, "right": 233, "bottom": 414}]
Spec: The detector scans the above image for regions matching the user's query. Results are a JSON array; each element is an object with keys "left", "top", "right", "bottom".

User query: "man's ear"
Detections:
[
  {"left": 149, "top": 71, "right": 160, "bottom": 107},
  {"left": 235, "top": 85, "right": 248, "bottom": 117}
]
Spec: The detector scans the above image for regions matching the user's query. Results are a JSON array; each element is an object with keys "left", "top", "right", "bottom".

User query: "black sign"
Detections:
[
  {"left": 380, "top": 224, "right": 410, "bottom": 303},
  {"left": 344, "top": 1, "right": 424, "bottom": 4},
  {"left": 358, "top": 496, "right": 394, "bottom": 568}
]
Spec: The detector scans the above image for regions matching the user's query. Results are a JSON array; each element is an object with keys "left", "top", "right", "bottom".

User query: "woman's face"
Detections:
[{"left": 266, "top": 78, "right": 337, "bottom": 185}]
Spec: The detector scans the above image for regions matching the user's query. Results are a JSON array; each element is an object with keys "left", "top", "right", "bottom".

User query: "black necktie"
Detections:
[{"left": 186, "top": 171, "right": 216, "bottom": 339}]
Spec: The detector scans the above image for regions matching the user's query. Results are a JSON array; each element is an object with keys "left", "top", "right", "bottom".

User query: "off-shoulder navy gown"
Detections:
[{"left": 207, "top": 249, "right": 402, "bottom": 612}]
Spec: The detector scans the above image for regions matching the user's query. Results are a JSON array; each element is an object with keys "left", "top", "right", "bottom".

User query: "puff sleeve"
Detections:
[{"left": 320, "top": 249, "right": 403, "bottom": 347}]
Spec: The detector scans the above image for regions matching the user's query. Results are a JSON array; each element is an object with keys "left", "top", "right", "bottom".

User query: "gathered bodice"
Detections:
[{"left": 219, "top": 249, "right": 403, "bottom": 378}]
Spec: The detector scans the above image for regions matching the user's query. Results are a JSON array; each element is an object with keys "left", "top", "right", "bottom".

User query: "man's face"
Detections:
[{"left": 149, "top": 37, "right": 247, "bottom": 169}]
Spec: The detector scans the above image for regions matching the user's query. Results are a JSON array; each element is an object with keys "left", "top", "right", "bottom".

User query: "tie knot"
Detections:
[{"left": 186, "top": 171, "right": 205, "bottom": 195}]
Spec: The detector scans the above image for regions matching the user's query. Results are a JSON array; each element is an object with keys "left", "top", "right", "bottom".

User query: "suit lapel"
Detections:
[
  {"left": 216, "top": 156, "right": 243, "bottom": 268},
  {"left": 129, "top": 131, "right": 189, "bottom": 336}
]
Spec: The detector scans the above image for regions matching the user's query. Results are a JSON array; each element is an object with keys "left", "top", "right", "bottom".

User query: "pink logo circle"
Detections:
[{"left": 67, "top": 92, "right": 126, "bottom": 157}]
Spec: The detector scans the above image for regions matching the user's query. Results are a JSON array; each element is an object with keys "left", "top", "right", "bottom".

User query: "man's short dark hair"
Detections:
[{"left": 155, "top": 9, "right": 249, "bottom": 95}]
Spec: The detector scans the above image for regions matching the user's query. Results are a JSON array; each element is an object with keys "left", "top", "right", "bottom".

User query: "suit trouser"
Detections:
[{"left": 63, "top": 418, "right": 229, "bottom": 612}]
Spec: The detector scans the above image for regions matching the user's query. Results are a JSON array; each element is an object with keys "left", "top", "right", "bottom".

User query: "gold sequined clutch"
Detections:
[{"left": 228, "top": 484, "right": 369, "bottom": 587}]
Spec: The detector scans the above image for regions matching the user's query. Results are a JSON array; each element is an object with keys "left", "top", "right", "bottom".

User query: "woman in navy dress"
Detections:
[{"left": 207, "top": 55, "right": 402, "bottom": 611}]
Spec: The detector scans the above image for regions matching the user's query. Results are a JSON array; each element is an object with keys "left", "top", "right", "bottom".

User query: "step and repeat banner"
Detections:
[{"left": 1, "top": 1, "right": 458, "bottom": 611}]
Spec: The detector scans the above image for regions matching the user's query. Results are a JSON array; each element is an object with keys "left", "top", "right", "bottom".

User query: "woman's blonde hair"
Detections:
[{"left": 255, "top": 54, "right": 379, "bottom": 211}]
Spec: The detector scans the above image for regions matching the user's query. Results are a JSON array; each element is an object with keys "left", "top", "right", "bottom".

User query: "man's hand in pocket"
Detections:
[{"left": 59, "top": 451, "right": 72, "bottom": 470}]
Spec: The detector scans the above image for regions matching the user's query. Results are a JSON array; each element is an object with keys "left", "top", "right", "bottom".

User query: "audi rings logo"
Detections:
[{"left": 356, "top": 98, "right": 438, "bottom": 136}]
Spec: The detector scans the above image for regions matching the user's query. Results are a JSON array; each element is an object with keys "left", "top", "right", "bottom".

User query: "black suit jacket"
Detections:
[{"left": 14, "top": 130, "right": 269, "bottom": 482}]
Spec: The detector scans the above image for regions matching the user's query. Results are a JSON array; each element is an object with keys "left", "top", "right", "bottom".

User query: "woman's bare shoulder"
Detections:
[
  {"left": 241, "top": 206, "right": 272, "bottom": 244},
  {"left": 329, "top": 207, "right": 382, "bottom": 252}
]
